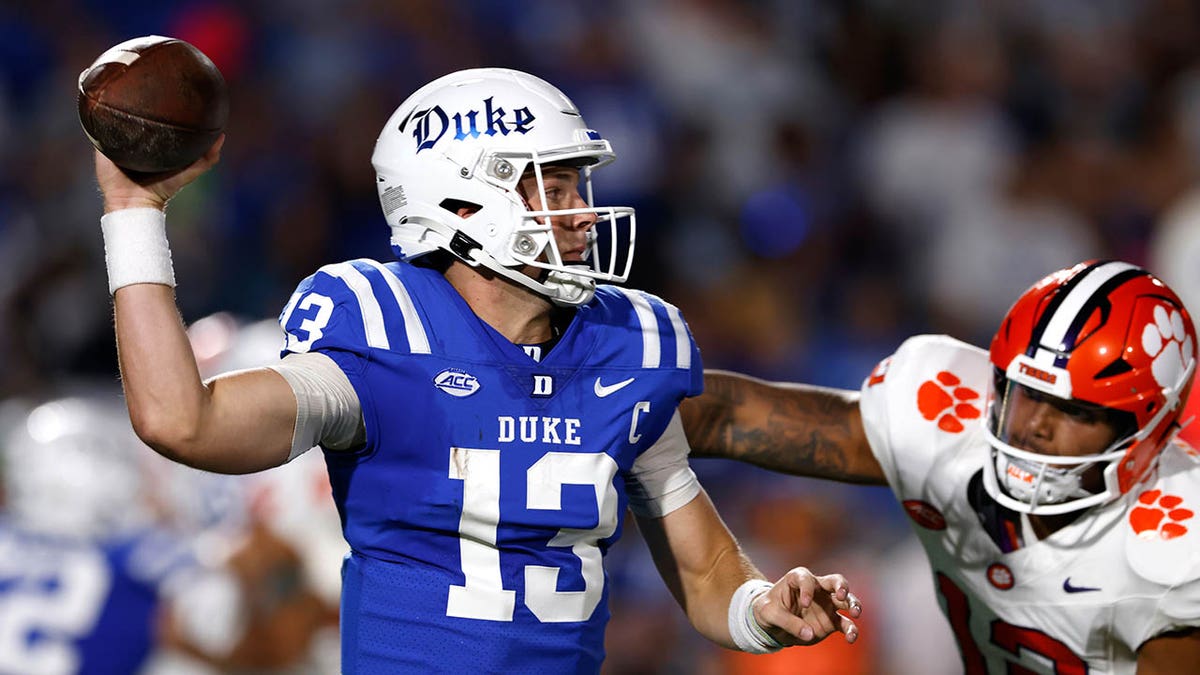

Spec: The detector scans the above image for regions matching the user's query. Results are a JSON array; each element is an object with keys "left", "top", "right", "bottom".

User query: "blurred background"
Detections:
[{"left": 5, "top": 0, "right": 1200, "bottom": 672}]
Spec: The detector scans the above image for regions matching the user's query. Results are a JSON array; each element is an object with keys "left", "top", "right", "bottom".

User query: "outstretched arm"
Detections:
[
  {"left": 98, "top": 144, "right": 297, "bottom": 474},
  {"left": 679, "top": 369, "right": 887, "bottom": 485}
]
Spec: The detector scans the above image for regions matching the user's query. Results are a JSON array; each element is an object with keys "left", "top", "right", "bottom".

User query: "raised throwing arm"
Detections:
[
  {"left": 97, "top": 143, "right": 298, "bottom": 474},
  {"left": 679, "top": 369, "right": 887, "bottom": 486}
]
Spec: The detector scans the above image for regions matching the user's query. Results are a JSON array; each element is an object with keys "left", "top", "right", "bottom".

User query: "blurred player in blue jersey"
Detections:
[
  {"left": 89, "top": 68, "right": 862, "bottom": 672},
  {"left": 0, "top": 395, "right": 332, "bottom": 674}
]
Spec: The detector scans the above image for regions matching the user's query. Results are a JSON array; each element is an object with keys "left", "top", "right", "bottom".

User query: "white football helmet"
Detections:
[
  {"left": 2, "top": 396, "right": 156, "bottom": 539},
  {"left": 372, "top": 67, "right": 636, "bottom": 306}
]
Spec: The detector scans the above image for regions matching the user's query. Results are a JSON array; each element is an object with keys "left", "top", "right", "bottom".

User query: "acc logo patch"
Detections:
[
  {"left": 434, "top": 368, "right": 481, "bottom": 398},
  {"left": 986, "top": 563, "right": 1015, "bottom": 590},
  {"left": 917, "top": 371, "right": 981, "bottom": 433},
  {"left": 903, "top": 500, "right": 947, "bottom": 530}
]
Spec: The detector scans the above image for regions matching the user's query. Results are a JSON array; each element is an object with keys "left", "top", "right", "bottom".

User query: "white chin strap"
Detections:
[
  {"left": 462, "top": 245, "right": 597, "bottom": 306},
  {"left": 981, "top": 426, "right": 1126, "bottom": 516},
  {"left": 995, "top": 454, "right": 1090, "bottom": 506},
  {"left": 543, "top": 269, "right": 596, "bottom": 306}
]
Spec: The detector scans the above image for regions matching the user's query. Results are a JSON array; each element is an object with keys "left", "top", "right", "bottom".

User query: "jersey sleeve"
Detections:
[
  {"left": 1111, "top": 560, "right": 1200, "bottom": 650},
  {"left": 625, "top": 411, "right": 701, "bottom": 518},
  {"left": 1120, "top": 445, "right": 1200, "bottom": 646},
  {"left": 278, "top": 258, "right": 432, "bottom": 359},
  {"left": 279, "top": 261, "right": 375, "bottom": 358},
  {"left": 857, "top": 334, "right": 992, "bottom": 494}
]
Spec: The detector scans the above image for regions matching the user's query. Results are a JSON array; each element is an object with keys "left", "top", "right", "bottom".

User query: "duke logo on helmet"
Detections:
[{"left": 411, "top": 97, "right": 537, "bottom": 152}]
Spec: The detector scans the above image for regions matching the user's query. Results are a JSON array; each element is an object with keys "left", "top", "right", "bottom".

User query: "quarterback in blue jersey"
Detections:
[{"left": 91, "top": 67, "right": 862, "bottom": 672}]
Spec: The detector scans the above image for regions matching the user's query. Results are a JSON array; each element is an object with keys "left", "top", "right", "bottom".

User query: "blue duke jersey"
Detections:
[
  {"left": 0, "top": 521, "right": 193, "bottom": 675},
  {"left": 279, "top": 259, "right": 703, "bottom": 673}
]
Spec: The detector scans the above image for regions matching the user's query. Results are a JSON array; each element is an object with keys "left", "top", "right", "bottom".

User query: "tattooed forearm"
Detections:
[{"left": 682, "top": 370, "right": 886, "bottom": 485}]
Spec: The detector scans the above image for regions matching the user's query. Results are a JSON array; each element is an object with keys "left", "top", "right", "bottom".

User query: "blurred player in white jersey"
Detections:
[
  {"left": 683, "top": 260, "right": 1200, "bottom": 673},
  {"left": 0, "top": 393, "right": 332, "bottom": 674}
]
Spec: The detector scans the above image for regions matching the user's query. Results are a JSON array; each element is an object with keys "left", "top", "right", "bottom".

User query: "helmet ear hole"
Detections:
[{"left": 440, "top": 199, "right": 482, "bottom": 217}]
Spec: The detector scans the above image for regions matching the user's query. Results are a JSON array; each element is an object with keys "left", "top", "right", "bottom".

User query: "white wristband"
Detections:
[
  {"left": 100, "top": 207, "right": 175, "bottom": 294},
  {"left": 728, "top": 579, "right": 784, "bottom": 654}
]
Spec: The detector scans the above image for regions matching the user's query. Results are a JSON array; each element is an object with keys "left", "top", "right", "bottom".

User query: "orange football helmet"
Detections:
[{"left": 983, "top": 260, "right": 1197, "bottom": 514}]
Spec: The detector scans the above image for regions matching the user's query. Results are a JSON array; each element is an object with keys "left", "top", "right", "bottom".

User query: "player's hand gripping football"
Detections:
[
  {"left": 757, "top": 567, "right": 862, "bottom": 646},
  {"left": 94, "top": 135, "right": 224, "bottom": 213}
]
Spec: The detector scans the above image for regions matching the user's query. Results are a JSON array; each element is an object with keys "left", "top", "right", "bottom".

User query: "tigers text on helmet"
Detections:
[
  {"left": 371, "top": 68, "right": 636, "bottom": 306},
  {"left": 983, "top": 260, "right": 1198, "bottom": 515}
]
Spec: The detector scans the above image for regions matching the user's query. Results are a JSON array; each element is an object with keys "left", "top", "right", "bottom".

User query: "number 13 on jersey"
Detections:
[{"left": 446, "top": 447, "right": 620, "bottom": 623}]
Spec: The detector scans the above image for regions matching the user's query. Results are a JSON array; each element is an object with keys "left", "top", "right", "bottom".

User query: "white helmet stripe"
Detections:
[{"left": 1032, "top": 261, "right": 1138, "bottom": 368}]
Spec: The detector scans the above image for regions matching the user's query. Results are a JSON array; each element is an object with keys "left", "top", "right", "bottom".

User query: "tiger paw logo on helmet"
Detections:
[
  {"left": 1142, "top": 305, "right": 1195, "bottom": 389},
  {"left": 1129, "top": 489, "right": 1194, "bottom": 540},
  {"left": 917, "top": 371, "right": 981, "bottom": 433}
]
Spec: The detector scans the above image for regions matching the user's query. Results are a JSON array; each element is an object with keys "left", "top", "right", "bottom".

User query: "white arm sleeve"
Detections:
[
  {"left": 625, "top": 411, "right": 702, "bottom": 518},
  {"left": 266, "top": 352, "right": 365, "bottom": 460}
]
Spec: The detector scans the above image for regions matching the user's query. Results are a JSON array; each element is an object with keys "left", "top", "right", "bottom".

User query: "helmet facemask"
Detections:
[{"left": 485, "top": 146, "right": 636, "bottom": 306}]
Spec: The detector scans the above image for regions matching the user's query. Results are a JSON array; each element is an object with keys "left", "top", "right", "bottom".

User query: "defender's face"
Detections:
[{"left": 1001, "top": 384, "right": 1123, "bottom": 459}]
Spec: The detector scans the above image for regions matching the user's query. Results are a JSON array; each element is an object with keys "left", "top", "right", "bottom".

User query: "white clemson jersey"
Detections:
[{"left": 859, "top": 334, "right": 1200, "bottom": 674}]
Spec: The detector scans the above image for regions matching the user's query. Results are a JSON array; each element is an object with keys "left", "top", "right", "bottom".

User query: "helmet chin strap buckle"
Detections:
[
  {"left": 546, "top": 269, "right": 595, "bottom": 307},
  {"left": 449, "top": 230, "right": 484, "bottom": 264}
]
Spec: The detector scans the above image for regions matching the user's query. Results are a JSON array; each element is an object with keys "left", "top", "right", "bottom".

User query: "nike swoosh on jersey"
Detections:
[
  {"left": 1062, "top": 578, "right": 1101, "bottom": 593},
  {"left": 594, "top": 377, "right": 635, "bottom": 398}
]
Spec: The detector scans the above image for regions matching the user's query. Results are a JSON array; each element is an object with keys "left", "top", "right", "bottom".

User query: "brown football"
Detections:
[{"left": 78, "top": 35, "right": 228, "bottom": 174}]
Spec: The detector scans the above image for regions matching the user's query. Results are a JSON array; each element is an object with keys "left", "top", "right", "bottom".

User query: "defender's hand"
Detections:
[{"left": 756, "top": 567, "right": 862, "bottom": 646}]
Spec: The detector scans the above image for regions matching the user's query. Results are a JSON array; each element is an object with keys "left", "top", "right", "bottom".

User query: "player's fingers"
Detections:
[
  {"left": 815, "top": 573, "right": 850, "bottom": 600},
  {"left": 843, "top": 592, "right": 863, "bottom": 618},
  {"left": 761, "top": 595, "right": 844, "bottom": 646},
  {"left": 814, "top": 575, "right": 862, "bottom": 616},
  {"left": 758, "top": 599, "right": 815, "bottom": 644},
  {"left": 781, "top": 567, "right": 818, "bottom": 609},
  {"left": 204, "top": 134, "right": 226, "bottom": 162},
  {"left": 187, "top": 134, "right": 225, "bottom": 173},
  {"left": 839, "top": 612, "right": 860, "bottom": 644}
]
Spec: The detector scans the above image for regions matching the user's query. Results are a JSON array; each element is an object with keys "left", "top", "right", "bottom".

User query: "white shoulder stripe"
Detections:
[
  {"left": 358, "top": 259, "right": 431, "bottom": 354},
  {"left": 320, "top": 262, "right": 390, "bottom": 350},
  {"left": 618, "top": 288, "right": 661, "bottom": 368},
  {"left": 663, "top": 302, "right": 690, "bottom": 369}
]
